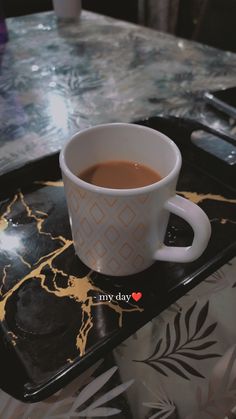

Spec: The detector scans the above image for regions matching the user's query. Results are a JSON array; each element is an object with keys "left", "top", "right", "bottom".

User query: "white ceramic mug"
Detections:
[
  {"left": 60, "top": 123, "right": 211, "bottom": 276},
  {"left": 52, "top": 0, "right": 81, "bottom": 20}
]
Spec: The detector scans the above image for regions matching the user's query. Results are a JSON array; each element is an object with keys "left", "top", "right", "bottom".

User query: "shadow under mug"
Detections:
[{"left": 59, "top": 123, "right": 211, "bottom": 276}]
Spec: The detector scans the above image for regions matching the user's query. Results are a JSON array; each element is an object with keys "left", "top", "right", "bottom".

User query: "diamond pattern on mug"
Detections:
[
  {"left": 85, "top": 249, "right": 96, "bottom": 266},
  {"left": 133, "top": 223, "right": 147, "bottom": 241},
  {"left": 118, "top": 205, "right": 136, "bottom": 227},
  {"left": 94, "top": 240, "right": 107, "bottom": 257},
  {"left": 69, "top": 190, "right": 80, "bottom": 213},
  {"left": 119, "top": 242, "right": 133, "bottom": 259},
  {"left": 103, "top": 197, "right": 117, "bottom": 207},
  {"left": 132, "top": 254, "right": 145, "bottom": 269},
  {"left": 107, "top": 257, "right": 121, "bottom": 274},
  {"left": 81, "top": 218, "right": 93, "bottom": 236},
  {"left": 75, "top": 229, "right": 85, "bottom": 247},
  {"left": 137, "top": 193, "right": 150, "bottom": 204},
  {"left": 77, "top": 187, "right": 87, "bottom": 199},
  {"left": 104, "top": 225, "right": 120, "bottom": 244},
  {"left": 90, "top": 203, "right": 105, "bottom": 224}
]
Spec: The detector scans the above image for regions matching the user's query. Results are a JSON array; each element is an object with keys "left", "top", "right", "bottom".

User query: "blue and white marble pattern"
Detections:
[{"left": 0, "top": 10, "right": 236, "bottom": 175}]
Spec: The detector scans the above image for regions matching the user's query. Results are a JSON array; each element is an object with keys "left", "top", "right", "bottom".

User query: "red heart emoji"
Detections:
[{"left": 131, "top": 292, "right": 142, "bottom": 302}]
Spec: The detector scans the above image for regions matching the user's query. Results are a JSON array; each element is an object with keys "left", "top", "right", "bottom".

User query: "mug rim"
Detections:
[{"left": 59, "top": 123, "right": 182, "bottom": 196}]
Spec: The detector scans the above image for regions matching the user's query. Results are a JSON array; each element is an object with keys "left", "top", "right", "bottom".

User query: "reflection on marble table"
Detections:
[{"left": 0, "top": 11, "right": 236, "bottom": 175}]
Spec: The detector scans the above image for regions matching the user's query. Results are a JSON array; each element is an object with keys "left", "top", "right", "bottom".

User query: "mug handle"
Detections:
[{"left": 154, "top": 195, "right": 211, "bottom": 263}]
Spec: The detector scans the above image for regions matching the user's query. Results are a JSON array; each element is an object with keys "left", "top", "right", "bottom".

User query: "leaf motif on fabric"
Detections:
[
  {"left": 168, "top": 356, "right": 204, "bottom": 378},
  {"left": 147, "top": 362, "right": 168, "bottom": 377},
  {"left": 47, "top": 365, "right": 133, "bottom": 418},
  {"left": 187, "top": 345, "right": 236, "bottom": 419},
  {"left": 76, "top": 379, "right": 133, "bottom": 417},
  {"left": 175, "top": 351, "right": 220, "bottom": 360},
  {"left": 159, "top": 360, "right": 190, "bottom": 380},
  {"left": 195, "top": 322, "right": 217, "bottom": 340},
  {"left": 70, "top": 366, "right": 118, "bottom": 411},
  {"left": 78, "top": 407, "right": 121, "bottom": 417},
  {"left": 135, "top": 300, "right": 220, "bottom": 380},
  {"left": 143, "top": 381, "right": 176, "bottom": 419},
  {"left": 79, "top": 379, "right": 134, "bottom": 412},
  {"left": 147, "top": 338, "right": 163, "bottom": 360},
  {"left": 172, "top": 312, "right": 181, "bottom": 352},
  {"left": 185, "top": 341, "right": 218, "bottom": 351},
  {"left": 162, "top": 323, "right": 171, "bottom": 356},
  {"left": 149, "top": 409, "right": 177, "bottom": 419},
  {"left": 208, "top": 345, "right": 236, "bottom": 399},
  {"left": 184, "top": 301, "right": 197, "bottom": 339},
  {"left": 194, "top": 301, "right": 209, "bottom": 337},
  {"left": 45, "top": 359, "right": 104, "bottom": 416}
]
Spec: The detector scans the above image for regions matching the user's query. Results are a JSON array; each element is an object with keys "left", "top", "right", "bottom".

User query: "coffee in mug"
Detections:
[
  {"left": 60, "top": 123, "right": 211, "bottom": 276},
  {"left": 78, "top": 160, "right": 162, "bottom": 189}
]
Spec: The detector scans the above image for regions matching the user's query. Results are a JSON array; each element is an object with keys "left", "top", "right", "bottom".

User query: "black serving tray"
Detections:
[{"left": 0, "top": 116, "right": 235, "bottom": 402}]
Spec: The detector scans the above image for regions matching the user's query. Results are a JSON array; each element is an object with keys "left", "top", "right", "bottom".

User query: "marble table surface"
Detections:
[
  {"left": 0, "top": 9, "right": 236, "bottom": 416},
  {"left": 0, "top": 10, "right": 236, "bottom": 176}
]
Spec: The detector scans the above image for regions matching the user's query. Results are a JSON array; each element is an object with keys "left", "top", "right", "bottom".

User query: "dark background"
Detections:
[{"left": 2, "top": 0, "right": 138, "bottom": 23}]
